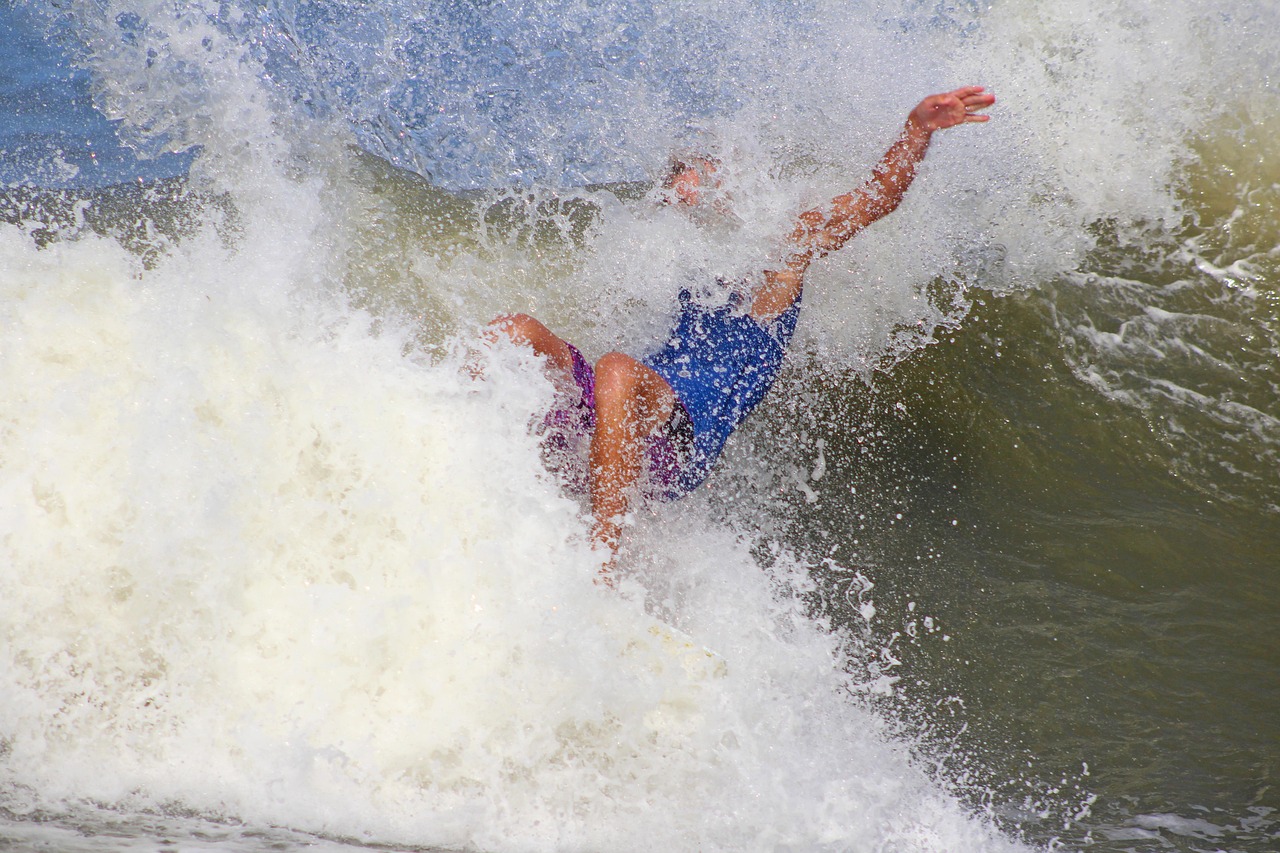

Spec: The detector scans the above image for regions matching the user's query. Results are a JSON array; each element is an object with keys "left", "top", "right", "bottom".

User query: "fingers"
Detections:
[
  {"left": 952, "top": 85, "right": 996, "bottom": 112},
  {"left": 949, "top": 86, "right": 995, "bottom": 124},
  {"left": 948, "top": 85, "right": 993, "bottom": 100}
]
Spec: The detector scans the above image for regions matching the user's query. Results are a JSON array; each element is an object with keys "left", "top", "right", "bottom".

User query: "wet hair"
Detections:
[{"left": 663, "top": 153, "right": 721, "bottom": 189}]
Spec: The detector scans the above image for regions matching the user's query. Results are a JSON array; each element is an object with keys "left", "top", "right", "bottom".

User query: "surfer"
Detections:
[{"left": 488, "top": 86, "right": 995, "bottom": 575}]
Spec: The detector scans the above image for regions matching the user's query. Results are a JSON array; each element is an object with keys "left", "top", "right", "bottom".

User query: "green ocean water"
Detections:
[{"left": 755, "top": 113, "right": 1280, "bottom": 850}]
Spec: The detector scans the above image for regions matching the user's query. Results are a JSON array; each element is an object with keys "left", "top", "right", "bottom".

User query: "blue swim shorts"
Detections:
[{"left": 642, "top": 287, "right": 801, "bottom": 496}]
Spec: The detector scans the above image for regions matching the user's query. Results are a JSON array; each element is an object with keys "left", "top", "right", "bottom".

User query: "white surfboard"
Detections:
[{"left": 618, "top": 613, "right": 727, "bottom": 682}]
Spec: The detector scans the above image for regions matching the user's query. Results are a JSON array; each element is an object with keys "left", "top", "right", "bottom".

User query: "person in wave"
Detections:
[{"left": 487, "top": 87, "right": 995, "bottom": 578}]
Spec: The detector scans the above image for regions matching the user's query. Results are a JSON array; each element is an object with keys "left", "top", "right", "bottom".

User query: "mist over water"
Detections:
[{"left": 2, "top": 0, "right": 1278, "bottom": 851}]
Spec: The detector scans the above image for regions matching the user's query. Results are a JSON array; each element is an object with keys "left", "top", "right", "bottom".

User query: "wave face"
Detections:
[{"left": 2, "top": 0, "right": 1278, "bottom": 851}]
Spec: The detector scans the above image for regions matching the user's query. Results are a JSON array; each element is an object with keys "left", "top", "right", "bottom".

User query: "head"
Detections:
[{"left": 663, "top": 155, "right": 722, "bottom": 207}]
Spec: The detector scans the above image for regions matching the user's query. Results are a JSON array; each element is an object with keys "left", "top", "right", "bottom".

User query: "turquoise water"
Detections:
[{"left": 1, "top": 1, "right": 1277, "bottom": 851}]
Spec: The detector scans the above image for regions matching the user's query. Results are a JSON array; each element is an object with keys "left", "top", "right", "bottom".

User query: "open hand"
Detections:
[{"left": 910, "top": 86, "right": 996, "bottom": 132}]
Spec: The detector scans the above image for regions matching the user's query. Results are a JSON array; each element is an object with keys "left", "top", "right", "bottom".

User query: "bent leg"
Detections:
[
  {"left": 485, "top": 313, "right": 577, "bottom": 375},
  {"left": 590, "top": 351, "right": 678, "bottom": 561},
  {"left": 487, "top": 312, "right": 596, "bottom": 493}
]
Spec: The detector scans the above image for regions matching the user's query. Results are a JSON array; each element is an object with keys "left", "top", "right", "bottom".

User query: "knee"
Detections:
[
  {"left": 487, "top": 313, "right": 569, "bottom": 362},
  {"left": 488, "top": 312, "right": 540, "bottom": 342},
  {"left": 593, "top": 352, "right": 641, "bottom": 400}
]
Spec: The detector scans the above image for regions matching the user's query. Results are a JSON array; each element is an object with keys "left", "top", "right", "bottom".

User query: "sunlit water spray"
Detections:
[{"left": 3, "top": 0, "right": 1277, "bottom": 850}]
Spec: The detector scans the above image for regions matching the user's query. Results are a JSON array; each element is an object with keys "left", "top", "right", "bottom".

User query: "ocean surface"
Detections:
[{"left": 1, "top": 1, "right": 1277, "bottom": 851}]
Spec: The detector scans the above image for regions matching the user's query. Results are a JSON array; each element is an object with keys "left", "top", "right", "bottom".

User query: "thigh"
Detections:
[{"left": 593, "top": 351, "right": 679, "bottom": 435}]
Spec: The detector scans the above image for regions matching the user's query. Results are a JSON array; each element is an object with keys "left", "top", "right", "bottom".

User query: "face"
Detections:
[{"left": 665, "top": 157, "right": 718, "bottom": 207}]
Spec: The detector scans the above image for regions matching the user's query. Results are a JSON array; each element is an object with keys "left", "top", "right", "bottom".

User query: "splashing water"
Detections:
[{"left": 2, "top": 0, "right": 1278, "bottom": 851}]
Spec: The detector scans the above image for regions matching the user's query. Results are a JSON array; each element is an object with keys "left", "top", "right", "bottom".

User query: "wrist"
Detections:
[{"left": 904, "top": 111, "right": 936, "bottom": 139}]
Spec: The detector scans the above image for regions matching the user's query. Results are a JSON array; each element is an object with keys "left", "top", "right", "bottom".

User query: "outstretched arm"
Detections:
[{"left": 751, "top": 86, "right": 995, "bottom": 320}]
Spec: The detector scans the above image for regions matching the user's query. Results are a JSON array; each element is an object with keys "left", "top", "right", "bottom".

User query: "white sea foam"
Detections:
[
  {"left": 0, "top": 215, "right": 1028, "bottom": 850},
  {"left": 6, "top": 0, "right": 1275, "bottom": 848}
]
